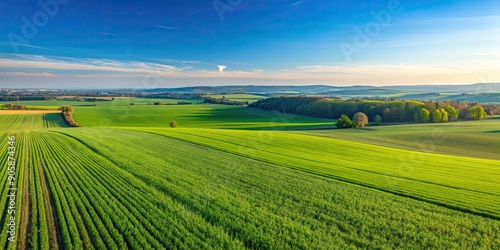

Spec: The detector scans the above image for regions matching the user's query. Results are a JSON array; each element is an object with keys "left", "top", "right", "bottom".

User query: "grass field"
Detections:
[
  {"left": 72, "top": 104, "right": 334, "bottom": 129},
  {"left": 130, "top": 127, "right": 500, "bottom": 219},
  {"left": 295, "top": 117, "right": 500, "bottom": 160},
  {"left": 0, "top": 105, "right": 499, "bottom": 249}
]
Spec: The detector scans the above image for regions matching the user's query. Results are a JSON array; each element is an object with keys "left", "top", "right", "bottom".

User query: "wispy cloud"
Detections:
[
  {"left": 0, "top": 72, "right": 56, "bottom": 77},
  {"left": 156, "top": 58, "right": 200, "bottom": 64},
  {"left": 1, "top": 53, "right": 498, "bottom": 86},
  {"left": 0, "top": 54, "right": 183, "bottom": 75},
  {"left": 215, "top": 59, "right": 250, "bottom": 66},
  {"left": 0, "top": 42, "right": 55, "bottom": 51},
  {"left": 74, "top": 74, "right": 139, "bottom": 78},
  {"left": 156, "top": 25, "right": 180, "bottom": 30},
  {"left": 99, "top": 32, "right": 117, "bottom": 36},
  {"left": 290, "top": 1, "right": 305, "bottom": 6}
]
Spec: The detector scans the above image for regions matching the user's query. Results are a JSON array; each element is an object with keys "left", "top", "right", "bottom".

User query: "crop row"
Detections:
[
  {"left": 51, "top": 128, "right": 500, "bottom": 249},
  {"left": 132, "top": 127, "right": 500, "bottom": 219},
  {"left": 0, "top": 115, "right": 46, "bottom": 131},
  {"left": 1, "top": 125, "right": 499, "bottom": 249},
  {"left": 20, "top": 130, "right": 243, "bottom": 249},
  {"left": 0, "top": 114, "right": 66, "bottom": 132},
  {"left": 0, "top": 132, "right": 29, "bottom": 250}
]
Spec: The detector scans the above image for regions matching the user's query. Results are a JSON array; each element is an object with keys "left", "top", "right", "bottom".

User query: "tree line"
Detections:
[
  {"left": 250, "top": 97, "right": 493, "bottom": 124},
  {"left": 2, "top": 104, "right": 28, "bottom": 110},
  {"left": 60, "top": 105, "right": 81, "bottom": 127},
  {"left": 203, "top": 97, "right": 249, "bottom": 106}
]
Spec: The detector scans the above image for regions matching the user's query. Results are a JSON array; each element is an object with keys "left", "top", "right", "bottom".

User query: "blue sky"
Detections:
[{"left": 0, "top": 0, "right": 499, "bottom": 88}]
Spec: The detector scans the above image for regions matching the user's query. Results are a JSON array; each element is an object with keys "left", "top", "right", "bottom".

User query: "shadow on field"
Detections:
[
  {"left": 181, "top": 107, "right": 267, "bottom": 121},
  {"left": 357, "top": 127, "right": 378, "bottom": 131},
  {"left": 486, "top": 130, "right": 500, "bottom": 133},
  {"left": 44, "top": 113, "right": 70, "bottom": 128},
  {"left": 181, "top": 107, "right": 333, "bottom": 130}
]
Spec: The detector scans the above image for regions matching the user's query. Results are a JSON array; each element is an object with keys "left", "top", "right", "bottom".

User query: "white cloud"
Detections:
[
  {"left": 0, "top": 72, "right": 56, "bottom": 77},
  {"left": 217, "top": 65, "right": 227, "bottom": 72},
  {"left": 0, "top": 54, "right": 183, "bottom": 75},
  {"left": 1, "top": 53, "right": 498, "bottom": 86}
]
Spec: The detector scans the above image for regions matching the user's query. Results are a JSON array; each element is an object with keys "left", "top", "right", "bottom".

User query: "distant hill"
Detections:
[
  {"left": 145, "top": 85, "right": 341, "bottom": 94},
  {"left": 388, "top": 83, "right": 500, "bottom": 93},
  {"left": 147, "top": 83, "right": 500, "bottom": 95},
  {"left": 140, "top": 83, "right": 500, "bottom": 103}
]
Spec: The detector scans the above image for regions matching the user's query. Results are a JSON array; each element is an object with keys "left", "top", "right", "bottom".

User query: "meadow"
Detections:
[
  {"left": 295, "top": 117, "right": 500, "bottom": 160},
  {"left": 72, "top": 104, "right": 333, "bottom": 129},
  {"left": 0, "top": 100, "right": 499, "bottom": 249}
]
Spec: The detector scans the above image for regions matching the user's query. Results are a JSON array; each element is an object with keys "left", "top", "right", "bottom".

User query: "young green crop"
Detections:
[
  {"left": 0, "top": 110, "right": 499, "bottom": 249},
  {"left": 72, "top": 104, "right": 333, "bottom": 130},
  {"left": 0, "top": 114, "right": 67, "bottom": 132},
  {"left": 44, "top": 128, "right": 500, "bottom": 249},
  {"left": 131, "top": 127, "right": 500, "bottom": 219},
  {"left": 295, "top": 117, "right": 500, "bottom": 160}
]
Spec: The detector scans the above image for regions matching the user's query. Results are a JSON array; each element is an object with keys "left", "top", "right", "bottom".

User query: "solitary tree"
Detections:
[
  {"left": 352, "top": 112, "right": 369, "bottom": 128},
  {"left": 169, "top": 121, "right": 178, "bottom": 128},
  {"left": 467, "top": 106, "right": 486, "bottom": 120},
  {"left": 4, "top": 104, "right": 14, "bottom": 110},
  {"left": 336, "top": 114, "right": 354, "bottom": 129}
]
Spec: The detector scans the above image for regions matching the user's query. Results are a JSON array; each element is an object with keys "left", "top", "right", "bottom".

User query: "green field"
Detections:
[
  {"left": 0, "top": 104, "right": 499, "bottom": 249},
  {"left": 295, "top": 117, "right": 500, "bottom": 160},
  {"left": 0, "top": 113, "right": 68, "bottom": 131},
  {"left": 130, "top": 127, "right": 500, "bottom": 218},
  {"left": 72, "top": 104, "right": 333, "bottom": 129}
]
